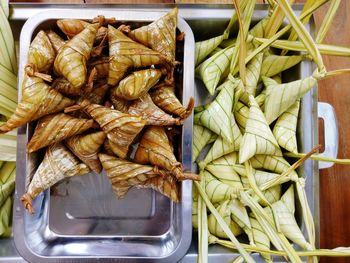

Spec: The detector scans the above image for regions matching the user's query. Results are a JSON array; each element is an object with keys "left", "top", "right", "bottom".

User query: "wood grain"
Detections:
[
  {"left": 313, "top": 1, "right": 350, "bottom": 262},
  {"left": 84, "top": 0, "right": 172, "bottom": 3},
  {"left": 10, "top": 0, "right": 84, "bottom": 2},
  {"left": 175, "top": 0, "right": 306, "bottom": 3},
  {"left": 9, "top": 0, "right": 306, "bottom": 3},
  {"left": 10, "top": 0, "right": 172, "bottom": 2}
]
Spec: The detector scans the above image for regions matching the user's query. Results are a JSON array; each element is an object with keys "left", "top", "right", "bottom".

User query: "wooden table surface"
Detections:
[{"left": 9, "top": 0, "right": 350, "bottom": 262}]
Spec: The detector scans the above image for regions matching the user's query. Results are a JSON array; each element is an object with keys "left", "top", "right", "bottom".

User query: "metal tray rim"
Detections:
[{"left": 13, "top": 8, "right": 194, "bottom": 263}]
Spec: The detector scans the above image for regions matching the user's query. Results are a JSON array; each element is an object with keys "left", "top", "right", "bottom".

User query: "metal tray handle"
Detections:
[{"left": 317, "top": 102, "right": 339, "bottom": 169}]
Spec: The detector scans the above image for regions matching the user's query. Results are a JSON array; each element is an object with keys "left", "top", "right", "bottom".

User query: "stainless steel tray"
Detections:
[
  {"left": 3, "top": 4, "right": 339, "bottom": 263},
  {"left": 186, "top": 8, "right": 318, "bottom": 262},
  {"left": 13, "top": 8, "right": 194, "bottom": 263}
]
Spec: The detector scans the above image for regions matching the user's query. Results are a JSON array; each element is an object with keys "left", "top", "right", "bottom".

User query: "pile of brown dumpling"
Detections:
[{"left": 0, "top": 8, "right": 198, "bottom": 214}]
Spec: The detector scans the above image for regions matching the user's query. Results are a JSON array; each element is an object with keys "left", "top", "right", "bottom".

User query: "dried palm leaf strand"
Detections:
[
  {"left": 255, "top": 37, "right": 350, "bottom": 57},
  {"left": 276, "top": 0, "right": 325, "bottom": 72},
  {"left": 265, "top": 0, "right": 296, "bottom": 39},
  {"left": 229, "top": 0, "right": 256, "bottom": 77},
  {"left": 249, "top": 155, "right": 299, "bottom": 186},
  {"left": 243, "top": 0, "right": 327, "bottom": 71},
  {"left": 315, "top": 0, "right": 341, "bottom": 43},
  {"left": 281, "top": 0, "right": 324, "bottom": 55},
  {"left": 211, "top": 233, "right": 350, "bottom": 257},
  {"left": 232, "top": 0, "right": 248, "bottom": 83},
  {"left": 285, "top": 151, "right": 350, "bottom": 165},
  {"left": 294, "top": 178, "right": 316, "bottom": 255},
  {"left": 197, "top": 173, "right": 209, "bottom": 263}
]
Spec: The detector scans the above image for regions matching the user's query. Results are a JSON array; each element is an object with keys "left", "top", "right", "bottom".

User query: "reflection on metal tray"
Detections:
[{"left": 13, "top": 9, "right": 194, "bottom": 263}]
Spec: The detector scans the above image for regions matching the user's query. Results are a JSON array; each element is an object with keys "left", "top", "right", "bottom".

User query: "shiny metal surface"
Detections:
[
  {"left": 5, "top": 4, "right": 333, "bottom": 263},
  {"left": 13, "top": 9, "right": 194, "bottom": 263},
  {"left": 317, "top": 102, "right": 339, "bottom": 169}
]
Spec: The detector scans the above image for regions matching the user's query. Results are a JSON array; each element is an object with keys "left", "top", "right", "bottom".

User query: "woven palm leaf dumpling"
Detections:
[{"left": 12, "top": 9, "right": 196, "bottom": 214}]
